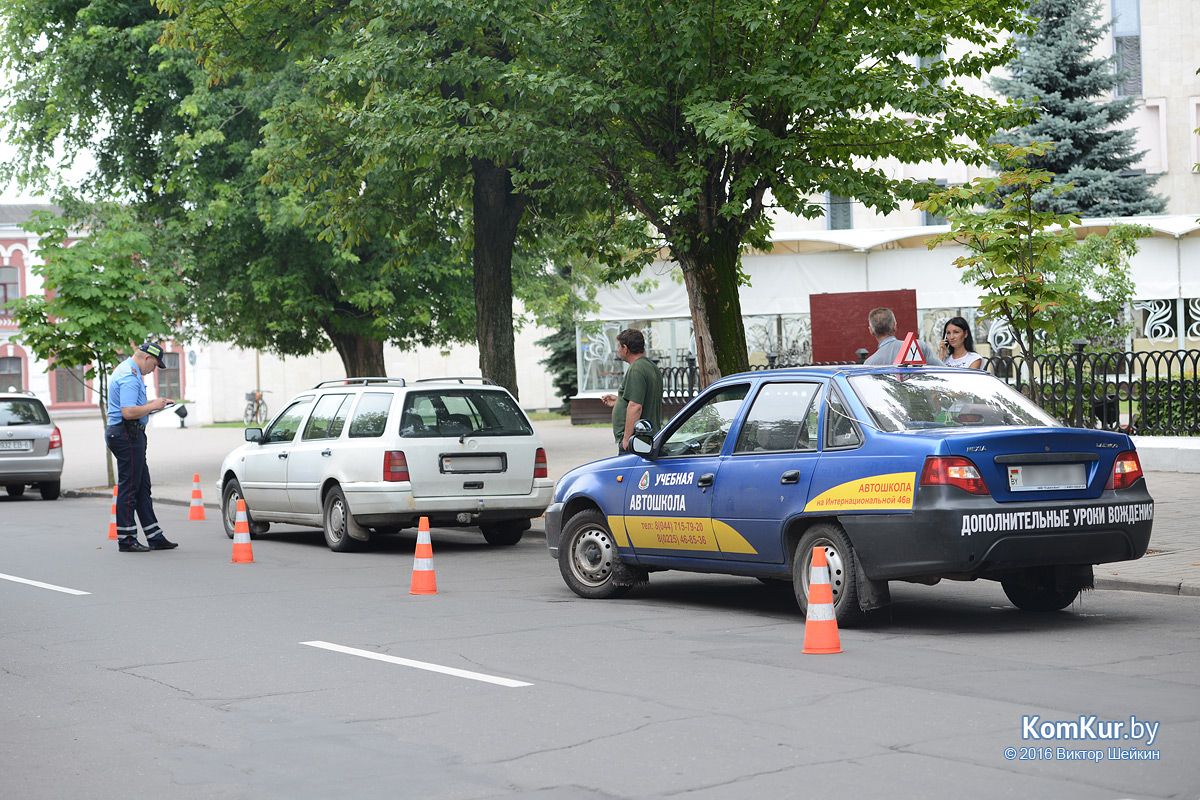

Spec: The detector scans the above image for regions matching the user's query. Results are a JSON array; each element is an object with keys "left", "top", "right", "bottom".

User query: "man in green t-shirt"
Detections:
[{"left": 601, "top": 328, "right": 664, "bottom": 453}]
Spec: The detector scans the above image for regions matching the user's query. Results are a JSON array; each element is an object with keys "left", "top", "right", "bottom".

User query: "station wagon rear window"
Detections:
[
  {"left": 847, "top": 372, "right": 1061, "bottom": 433},
  {"left": 399, "top": 390, "right": 533, "bottom": 438}
]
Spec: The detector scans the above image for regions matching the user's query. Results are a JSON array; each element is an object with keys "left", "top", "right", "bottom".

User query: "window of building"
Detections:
[
  {"left": 922, "top": 179, "right": 949, "bottom": 226},
  {"left": 158, "top": 351, "right": 182, "bottom": 399},
  {"left": 1112, "top": 0, "right": 1142, "bottom": 97},
  {"left": 0, "top": 266, "right": 18, "bottom": 312},
  {"left": 826, "top": 193, "right": 854, "bottom": 230},
  {"left": 54, "top": 365, "right": 87, "bottom": 403},
  {"left": 0, "top": 356, "right": 22, "bottom": 391}
]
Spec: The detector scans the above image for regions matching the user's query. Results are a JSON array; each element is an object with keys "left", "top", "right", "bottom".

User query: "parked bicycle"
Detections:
[{"left": 243, "top": 389, "right": 270, "bottom": 426}]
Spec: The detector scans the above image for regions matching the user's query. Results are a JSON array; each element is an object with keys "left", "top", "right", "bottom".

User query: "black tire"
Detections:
[
  {"left": 1001, "top": 571, "right": 1080, "bottom": 612},
  {"left": 39, "top": 481, "right": 59, "bottom": 501},
  {"left": 221, "top": 478, "right": 263, "bottom": 540},
  {"left": 6, "top": 484, "right": 26, "bottom": 497},
  {"left": 793, "top": 523, "right": 867, "bottom": 626},
  {"left": 322, "top": 485, "right": 362, "bottom": 552},
  {"left": 558, "top": 509, "right": 633, "bottom": 599},
  {"left": 481, "top": 520, "right": 527, "bottom": 546}
]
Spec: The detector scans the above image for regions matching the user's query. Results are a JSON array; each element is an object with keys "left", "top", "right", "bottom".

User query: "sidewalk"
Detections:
[{"left": 54, "top": 416, "right": 1198, "bottom": 598}]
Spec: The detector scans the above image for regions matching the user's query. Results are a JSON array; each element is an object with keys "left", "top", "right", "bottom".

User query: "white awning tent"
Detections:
[{"left": 584, "top": 215, "right": 1200, "bottom": 321}]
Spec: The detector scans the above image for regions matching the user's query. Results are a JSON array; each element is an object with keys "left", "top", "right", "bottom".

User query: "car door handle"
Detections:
[
  {"left": 780, "top": 470, "right": 801, "bottom": 484},
  {"left": 277, "top": 452, "right": 289, "bottom": 459},
  {"left": 696, "top": 473, "right": 714, "bottom": 488},
  {"left": 321, "top": 449, "right": 332, "bottom": 457}
]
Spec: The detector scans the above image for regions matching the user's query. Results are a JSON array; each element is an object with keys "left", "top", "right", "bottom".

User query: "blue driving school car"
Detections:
[{"left": 544, "top": 364, "right": 1153, "bottom": 624}]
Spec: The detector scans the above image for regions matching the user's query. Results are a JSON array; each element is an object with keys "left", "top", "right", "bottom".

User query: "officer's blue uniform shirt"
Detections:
[{"left": 107, "top": 357, "right": 149, "bottom": 427}]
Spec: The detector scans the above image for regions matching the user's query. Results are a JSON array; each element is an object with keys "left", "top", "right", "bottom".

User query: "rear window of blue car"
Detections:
[{"left": 848, "top": 372, "right": 1061, "bottom": 432}]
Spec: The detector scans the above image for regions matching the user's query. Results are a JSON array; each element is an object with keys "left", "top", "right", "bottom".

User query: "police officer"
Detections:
[{"left": 105, "top": 342, "right": 178, "bottom": 552}]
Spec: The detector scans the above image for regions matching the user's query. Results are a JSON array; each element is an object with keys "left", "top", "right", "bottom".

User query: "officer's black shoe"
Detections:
[
  {"left": 147, "top": 535, "right": 178, "bottom": 550},
  {"left": 118, "top": 538, "right": 151, "bottom": 552}
]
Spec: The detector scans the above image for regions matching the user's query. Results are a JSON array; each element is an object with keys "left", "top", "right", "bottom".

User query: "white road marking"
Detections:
[
  {"left": 300, "top": 641, "right": 533, "bottom": 688},
  {"left": 0, "top": 572, "right": 90, "bottom": 596}
]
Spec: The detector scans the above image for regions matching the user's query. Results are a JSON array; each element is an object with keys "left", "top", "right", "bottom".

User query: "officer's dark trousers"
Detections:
[{"left": 104, "top": 423, "right": 162, "bottom": 542}]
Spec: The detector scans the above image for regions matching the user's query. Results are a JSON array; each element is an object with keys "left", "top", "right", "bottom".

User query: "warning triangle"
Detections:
[{"left": 893, "top": 332, "right": 927, "bottom": 366}]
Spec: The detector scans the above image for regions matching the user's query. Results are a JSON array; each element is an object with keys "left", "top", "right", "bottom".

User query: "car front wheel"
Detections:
[
  {"left": 793, "top": 523, "right": 866, "bottom": 626},
  {"left": 558, "top": 509, "right": 633, "bottom": 599},
  {"left": 221, "top": 478, "right": 265, "bottom": 539},
  {"left": 6, "top": 484, "right": 25, "bottom": 497}
]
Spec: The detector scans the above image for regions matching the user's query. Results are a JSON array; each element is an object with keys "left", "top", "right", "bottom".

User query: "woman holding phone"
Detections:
[{"left": 939, "top": 316, "right": 984, "bottom": 369}]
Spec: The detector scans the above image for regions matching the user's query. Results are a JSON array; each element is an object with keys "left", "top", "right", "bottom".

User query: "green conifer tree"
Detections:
[{"left": 990, "top": 0, "right": 1165, "bottom": 215}]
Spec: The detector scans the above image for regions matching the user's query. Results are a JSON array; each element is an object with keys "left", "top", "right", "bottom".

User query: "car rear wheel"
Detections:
[
  {"left": 1001, "top": 570, "right": 1080, "bottom": 612},
  {"left": 793, "top": 523, "right": 866, "bottom": 626},
  {"left": 6, "top": 484, "right": 25, "bottom": 497},
  {"left": 322, "top": 486, "right": 364, "bottom": 552},
  {"left": 221, "top": 478, "right": 265, "bottom": 539},
  {"left": 39, "top": 481, "right": 60, "bottom": 500},
  {"left": 482, "top": 520, "right": 527, "bottom": 546},
  {"left": 559, "top": 509, "right": 633, "bottom": 599}
]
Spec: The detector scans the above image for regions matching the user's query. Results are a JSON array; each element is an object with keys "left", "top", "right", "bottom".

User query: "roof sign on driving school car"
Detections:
[{"left": 893, "top": 332, "right": 926, "bottom": 366}]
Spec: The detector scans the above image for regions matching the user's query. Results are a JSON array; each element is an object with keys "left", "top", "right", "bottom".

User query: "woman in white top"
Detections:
[{"left": 938, "top": 316, "right": 984, "bottom": 369}]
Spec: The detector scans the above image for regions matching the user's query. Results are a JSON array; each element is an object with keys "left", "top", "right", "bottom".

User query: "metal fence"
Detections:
[{"left": 656, "top": 345, "right": 1200, "bottom": 435}]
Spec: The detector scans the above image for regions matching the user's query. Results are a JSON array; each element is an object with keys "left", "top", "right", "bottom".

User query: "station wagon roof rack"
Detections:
[
  {"left": 413, "top": 376, "right": 497, "bottom": 385},
  {"left": 311, "top": 377, "right": 407, "bottom": 389}
]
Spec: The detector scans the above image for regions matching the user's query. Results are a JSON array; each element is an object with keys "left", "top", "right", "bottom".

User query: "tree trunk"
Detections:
[
  {"left": 326, "top": 330, "right": 387, "bottom": 377},
  {"left": 472, "top": 157, "right": 528, "bottom": 399},
  {"left": 676, "top": 231, "right": 749, "bottom": 388}
]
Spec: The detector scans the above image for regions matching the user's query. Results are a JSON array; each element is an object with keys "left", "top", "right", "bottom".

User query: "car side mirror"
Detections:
[
  {"left": 245, "top": 427, "right": 263, "bottom": 443},
  {"left": 631, "top": 419, "right": 654, "bottom": 458}
]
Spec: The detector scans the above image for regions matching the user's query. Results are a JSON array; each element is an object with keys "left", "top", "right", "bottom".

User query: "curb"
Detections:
[{"left": 63, "top": 489, "right": 219, "bottom": 510}]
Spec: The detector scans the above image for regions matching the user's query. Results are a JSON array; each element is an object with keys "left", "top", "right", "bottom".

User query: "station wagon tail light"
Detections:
[
  {"left": 1106, "top": 450, "right": 1143, "bottom": 491},
  {"left": 920, "top": 456, "right": 989, "bottom": 495},
  {"left": 534, "top": 447, "right": 548, "bottom": 479},
  {"left": 384, "top": 451, "right": 409, "bottom": 482},
  {"left": 49, "top": 426, "right": 62, "bottom": 450}
]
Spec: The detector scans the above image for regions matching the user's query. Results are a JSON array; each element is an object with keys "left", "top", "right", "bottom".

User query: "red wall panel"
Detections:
[{"left": 810, "top": 289, "right": 919, "bottom": 363}]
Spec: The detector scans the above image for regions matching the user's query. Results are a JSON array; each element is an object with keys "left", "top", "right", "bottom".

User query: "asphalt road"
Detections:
[{"left": 2, "top": 496, "right": 1198, "bottom": 799}]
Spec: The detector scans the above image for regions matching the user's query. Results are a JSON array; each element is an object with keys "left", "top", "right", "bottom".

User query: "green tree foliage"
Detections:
[
  {"left": 3, "top": 205, "right": 185, "bottom": 484},
  {"left": 0, "top": 0, "right": 475, "bottom": 378},
  {"left": 158, "top": 0, "right": 643, "bottom": 398},
  {"left": 919, "top": 144, "right": 1081, "bottom": 360},
  {"left": 1041, "top": 223, "right": 1146, "bottom": 352},
  {"left": 537, "top": 0, "right": 1033, "bottom": 386},
  {"left": 989, "top": 0, "right": 1165, "bottom": 215}
]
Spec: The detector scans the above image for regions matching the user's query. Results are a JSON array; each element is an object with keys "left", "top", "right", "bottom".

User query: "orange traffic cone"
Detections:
[
  {"left": 107, "top": 486, "right": 118, "bottom": 540},
  {"left": 802, "top": 545, "right": 843, "bottom": 654},
  {"left": 409, "top": 516, "right": 438, "bottom": 595},
  {"left": 231, "top": 499, "right": 254, "bottom": 563},
  {"left": 188, "top": 473, "right": 206, "bottom": 521}
]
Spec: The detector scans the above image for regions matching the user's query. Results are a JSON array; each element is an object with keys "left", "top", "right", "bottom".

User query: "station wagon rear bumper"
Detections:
[
  {"left": 346, "top": 479, "right": 555, "bottom": 528},
  {"left": 839, "top": 481, "right": 1154, "bottom": 581}
]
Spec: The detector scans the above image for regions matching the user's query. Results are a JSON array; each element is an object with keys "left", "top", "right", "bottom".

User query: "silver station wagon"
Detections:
[
  {"left": 217, "top": 378, "right": 553, "bottom": 551},
  {"left": 0, "top": 391, "right": 63, "bottom": 501}
]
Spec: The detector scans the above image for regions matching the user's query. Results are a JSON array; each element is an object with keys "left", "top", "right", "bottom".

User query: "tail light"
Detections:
[
  {"left": 384, "top": 451, "right": 409, "bottom": 482},
  {"left": 920, "top": 455, "right": 989, "bottom": 495},
  {"left": 1106, "top": 450, "right": 1143, "bottom": 490},
  {"left": 534, "top": 447, "right": 548, "bottom": 479},
  {"left": 49, "top": 426, "right": 62, "bottom": 450}
]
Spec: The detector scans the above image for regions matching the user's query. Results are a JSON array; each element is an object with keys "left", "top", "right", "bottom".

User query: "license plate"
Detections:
[
  {"left": 0, "top": 440, "right": 33, "bottom": 452},
  {"left": 1007, "top": 463, "right": 1087, "bottom": 491},
  {"left": 440, "top": 454, "right": 505, "bottom": 473}
]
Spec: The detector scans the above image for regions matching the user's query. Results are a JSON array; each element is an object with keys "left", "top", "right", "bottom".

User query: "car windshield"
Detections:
[
  {"left": 847, "top": 371, "right": 1061, "bottom": 432},
  {"left": 400, "top": 390, "right": 533, "bottom": 438},
  {"left": 0, "top": 399, "right": 50, "bottom": 426}
]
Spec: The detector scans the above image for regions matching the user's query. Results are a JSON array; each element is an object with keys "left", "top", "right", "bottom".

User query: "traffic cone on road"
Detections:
[
  {"left": 409, "top": 516, "right": 438, "bottom": 595},
  {"left": 231, "top": 499, "right": 254, "bottom": 563},
  {"left": 107, "top": 486, "right": 118, "bottom": 540},
  {"left": 802, "top": 546, "right": 843, "bottom": 654},
  {"left": 188, "top": 473, "right": 206, "bottom": 521}
]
